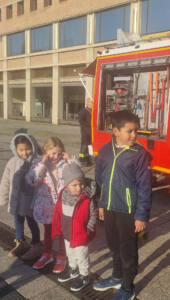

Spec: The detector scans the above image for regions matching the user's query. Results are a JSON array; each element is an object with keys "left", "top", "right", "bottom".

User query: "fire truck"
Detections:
[{"left": 82, "top": 32, "right": 170, "bottom": 177}]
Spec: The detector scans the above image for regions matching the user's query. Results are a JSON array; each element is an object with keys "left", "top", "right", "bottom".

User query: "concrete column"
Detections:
[
  {"left": 25, "top": 57, "right": 32, "bottom": 122},
  {"left": 51, "top": 22, "right": 60, "bottom": 125},
  {"left": 53, "top": 23, "right": 59, "bottom": 49},
  {"left": 85, "top": 13, "right": 95, "bottom": 102},
  {"left": 52, "top": 66, "right": 60, "bottom": 125},
  {"left": 59, "top": 83, "right": 63, "bottom": 121},
  {"left": 86, "top": 13, "right": 95, "bottom": 64},
  {"left": 25, "top": 68, "right": 32, "bottom": 121},
  {"left": 138, "top": 1, "right": 142, "bottom": 34},
  {"left": 25, "top": 30, "right": 30, "bottom": 54},
  {"left": 2, "top": 36, "right": 7, "bottom": 58},
  {"left": 87, "top": 13, "right": 95, "bottom": 45},
  {"left": 130, "top": 1, "right": 141, "bottom": 34},
  {"left": 52, "top": 52, "right": 60, "bottom": 124},
  {"left": 3, "top": 70, "right": 9, "bottom": 119},
  {"left": 2, "top": 35, "right": 8, "bottom": 119}
]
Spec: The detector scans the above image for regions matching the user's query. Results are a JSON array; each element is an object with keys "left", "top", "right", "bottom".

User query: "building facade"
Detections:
[{"left": 0, "top": 0, "right": 170, "bottom": 124}]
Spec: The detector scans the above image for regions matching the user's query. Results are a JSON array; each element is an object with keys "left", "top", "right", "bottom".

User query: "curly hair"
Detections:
[{"left": 43, "top": 137, "right": 65, "bottom": 154}]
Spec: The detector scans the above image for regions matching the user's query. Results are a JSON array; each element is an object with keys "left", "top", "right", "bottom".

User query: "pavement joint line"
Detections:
[{"left": 0, "top": 276, "right": 27, "bottom": 300}]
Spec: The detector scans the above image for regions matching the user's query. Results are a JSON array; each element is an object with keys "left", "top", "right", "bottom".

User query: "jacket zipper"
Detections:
[
  {"left": 126, "top": 187, "right": 132, "bottom": 214},
  {"left": 107, "top": 141, "right": 130, "bottom": 210},
  {"left": 71, "top": 193, "right": 86, "bottom": 247}
]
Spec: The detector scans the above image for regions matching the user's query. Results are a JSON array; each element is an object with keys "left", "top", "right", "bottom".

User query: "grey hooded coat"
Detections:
[{"left": 0, "top": 131, "right": 39, "bottom": 216}]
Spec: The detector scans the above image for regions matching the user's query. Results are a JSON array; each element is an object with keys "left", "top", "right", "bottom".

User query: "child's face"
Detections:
[
  {"left": 113, "top": 122, "right": 138, "bottom": 147},
  {"left": 16, "top": 143, "right": 32, "bottom": 159},
  {"left": 46, "top": 146, "right": 63, "bottom": 165},
  {"left": 67, "top": 179, "right": 84, "bottom": 196}
]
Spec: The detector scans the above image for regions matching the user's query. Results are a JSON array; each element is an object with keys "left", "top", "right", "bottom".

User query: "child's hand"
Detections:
[
  {"left": 99, "top": 208, "right": 104, "bottom": 221},
  {"left": 135, "top": 220, "right": 146, "bottom": 233},
  {"left": 62, "top": 152, "right": 71, "bottom": 161},
  {"left": 87, "top": 228, "right": 93, "bottom": 234},
  {"left": 42, "top": 154, "right": 49, "bottom": 164}
]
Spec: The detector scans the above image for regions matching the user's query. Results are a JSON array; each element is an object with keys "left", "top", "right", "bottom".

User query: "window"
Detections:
[
  {"left": 6, "top": 5, "right": 12, "bottom": 19},
  {"left": 44, "top": 0, "right": 52, "bottom": 7},
  {"left": 95, "top": 5, "right": 130, "bottom": 43},
  {"left": 31, "top": 86, "right": 52, "bottom": 119},
  {"left": 31, "top": 24, "right": 52, "bottom": 52},
  {"left": 97, "top": 58, "right": 169, "bottom": 139},
  {"left": 59, "top": 16, "right": 87, "bottom": 48},
  {"left": 30, "top": 0, "right": 37, "bottom": 11},
  {"left": 17, "top": 1, "right": 24, "bottom": 16},
  {"left": 141, "top": 0, "right": 170, "bottom": 35},
  {"left": 7, "top": 31, "right": 25, "bottom": 56}
]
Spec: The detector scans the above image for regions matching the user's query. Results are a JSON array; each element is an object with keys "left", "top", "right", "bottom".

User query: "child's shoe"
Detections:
[
  {"left": 58, "top": 267, "right": 79, "bottom": 282},
  {"left": 53, "top": 254, "right": 66, "bottom": 274},
  {"left": 21, "top": 243, "right": 43, "bottom": 260},
  {"left": 111, "top": 287, "right": 135, "bottom": 300},
  {"left": 33, "top": 252, "right": 53, "bottom": 269},
  {"left": 70, "top": 275, "right": 89, "bottom": 292},
  {"left": 8, "top": 239, "right": 29, "bottom": 258},
  {"left": 93, "top": 276, "right": 122, "bottom": 291}
]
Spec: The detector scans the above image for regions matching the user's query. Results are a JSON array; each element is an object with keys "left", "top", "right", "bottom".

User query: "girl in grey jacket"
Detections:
[{"left": 0, "top": 128, "right": 41, "bottom": 259}]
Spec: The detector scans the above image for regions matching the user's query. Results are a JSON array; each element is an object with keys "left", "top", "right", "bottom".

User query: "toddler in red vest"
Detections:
[{"left": 52, "top": 162, "right": 97, "bottom": 292}]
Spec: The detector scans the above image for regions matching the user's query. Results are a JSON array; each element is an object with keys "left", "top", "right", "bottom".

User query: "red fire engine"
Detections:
[{"left": 82, "top": 36, "right": 170, "bottom": 175}]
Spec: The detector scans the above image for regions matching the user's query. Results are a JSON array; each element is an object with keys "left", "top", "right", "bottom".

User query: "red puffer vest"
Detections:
[{"left": 52, "top": 190, "right": 96, "bottom": 248}]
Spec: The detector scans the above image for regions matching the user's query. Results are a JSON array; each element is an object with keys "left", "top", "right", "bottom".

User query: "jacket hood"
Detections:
[
  {"left": 60, "top": 177, "right": 96, "bottom": 200},
  {"left": 10, "top": 131, "right": 40, "bottom": 162}
]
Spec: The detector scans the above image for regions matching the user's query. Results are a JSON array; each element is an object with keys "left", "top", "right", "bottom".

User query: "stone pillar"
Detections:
[
  {"left": 130, "top": 1, "right": 141, "bottom": 34},
  {"left": 25, "top": 30, "right": 31, "bottom": 122},
  {"left": 85, "top": 13, "right": 95, "bottom": 101},
  {"left": 52, "top": 23, "right": 60, "bottom": 125},
  {"left": 3, "top": 35, "right": 7, "bottom": 58},
  {"left": 3, "top": 70, "right": 9, "bottom": 119},
  {"left": 25, "top": 53, "right": 32, "bottom": 122},
  {"left": 53, "top": 23, "right": 59, "bottom": 50},
  {"left": 2, "top": 36, "right": 9, "bottom": 119},
  {"left": 25, "top": 68, "right": 32, "bottom": 122},
  {"left": 87, "top": 13, "right": 95, "bottom": 45},
  {"left": 52, "top": 54, "right": 60, "bottom": 125},
  {"left": 25, "top": 30, "right": 30, "bottom": 55}
]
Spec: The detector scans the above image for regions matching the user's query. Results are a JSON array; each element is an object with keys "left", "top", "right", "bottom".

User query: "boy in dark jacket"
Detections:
[
  {"left": 52, "top": 162, "right": 97, "bottom": 292},
  {"left": 93, "top": 110, "right": 152, "bottom": 300}
]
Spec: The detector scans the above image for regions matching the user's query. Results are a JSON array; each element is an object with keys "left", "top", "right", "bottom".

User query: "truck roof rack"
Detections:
[{"left": 104, "top": 29, "right": 170, "bottom": 50}]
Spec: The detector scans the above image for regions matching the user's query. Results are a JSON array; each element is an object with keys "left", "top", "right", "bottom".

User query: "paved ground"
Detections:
[{"left": 0, "top": 118, "right": 170, "bottom": 300}]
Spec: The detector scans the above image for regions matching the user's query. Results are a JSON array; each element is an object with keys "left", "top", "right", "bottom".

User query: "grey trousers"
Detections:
[{"left": 64, "top": 239, "right": 90, "bottom": 276}]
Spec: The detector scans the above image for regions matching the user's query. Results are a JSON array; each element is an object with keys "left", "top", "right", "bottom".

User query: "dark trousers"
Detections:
[
  {"left": 79, "top": 128, "right": 91, "bottom": 162},
  {"left": 14, "top": 214, "right": 40, "bottom": 244},
  {"left": 44, "top": 224, "right": 65, "bottom": 256},
  {"left": 104, "top": 210, "right": 138, "bottom": 291},
  {"left": 44, "top": 223, "right": 52, "bottom": 253}
]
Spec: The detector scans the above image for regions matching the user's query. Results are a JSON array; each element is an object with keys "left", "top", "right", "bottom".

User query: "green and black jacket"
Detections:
[{"left": 95, "top": 138, "right": 152, "bottom": 222}]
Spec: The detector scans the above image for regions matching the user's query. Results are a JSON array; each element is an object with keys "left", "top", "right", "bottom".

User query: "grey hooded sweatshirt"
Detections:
[{"left": 0, "top": 130, "right": 39, "bottom": 216}]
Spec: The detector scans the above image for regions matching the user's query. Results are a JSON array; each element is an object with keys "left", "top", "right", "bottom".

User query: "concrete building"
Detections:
[{"left": 0, "top": 0, "right": 170, "bottom": 124}]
